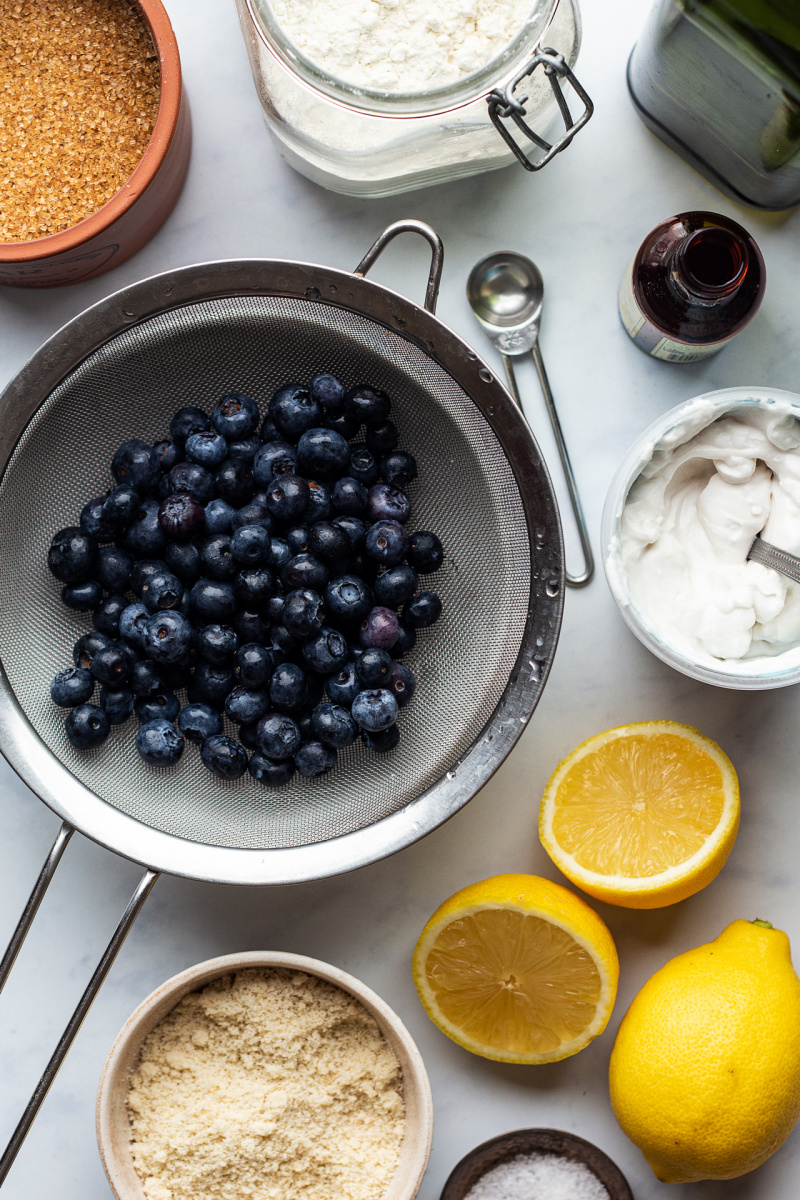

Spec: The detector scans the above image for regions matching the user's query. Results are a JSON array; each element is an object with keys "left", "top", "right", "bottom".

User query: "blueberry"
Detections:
[
  {"left": 344, "top": 385, "right": 391, "bottom": 430},
  {"left": 233, "top": 609, "right": 271, "bottom": 644},
  {"left": 80, "top": 496, "right": 115, "bottom": 543},
  {"left": 94, "top": 593, "right": 128, "bottom": 636},
  {"left": 265, "top": 473, "right": 310, "bottom": 522},
  {"left": 119, "top": 602, "right": 150, "bottom": 649},
  {"left": 392, "top": 622, "right": 417, "bottom": 658},
  {"left": 295, "top": 741, "right": 337, "bottom": 778},
  {"left": 351, "top": 688, "right": 398, "bottom": 732},
  {"left": 331, "top": 477, "right": 368, "bottom": 516},
  {"left": 268, "top": 384, "right": 322, "bottom": 441},
  {"left": 256, "top": 711, "right": 301, "bottom": 760},
  {"left": 212, "top": 392, "right": 260, "bottom": 440},
  {"left": 347, "top": 445, "right": 380, "bottom": 486},
  {"left": 380, "top": 450, "right": 418, "bottom": 489},
  {"left": 232, "top": 502, "right": 271, "bottom": 532},
  {"left": 214, "top": 459, "right": 254, "bottom": 506},
  {"left": 165, "top": 540, "right": 201, "bottom": 585},
  {"left": 227, "top": 435, "right": 261, "bottom": 463},
  {"left": 408, "top": 531, "right": 444, "bottom": 573},
  {"left": 190, "top": 578, "right": 237, "bottom": 623},
  {"left": 199, "top": 535, "right": 236, "bottom": 581},
  {"left": 141, "top": 569, "right": 183, "bottom": 613},
  {"left": 302, "top": 627, "right": 348, "bottom": 675},
  {"left": 283, "top": 588, "right": 325, "bottom": 639},
  {"left": 249, "top": 753, "right": 295, "bottom": 787},
  {"left": 51, "top": 667, "right": 94, "bottom": 707},
  {"left": 305, "top": 479, "right": 332, "bottom": 523},
  {"left": 198, "top": 624, "right": 238, "bottom": 664},
  {"left": 234, "top": 643, "right": 275, "bottom": 689},
  {"left": 200, "top": 734, "right": 249, "bottom": 780},
  {"left": 296, "top": 428, "right": 350, "bottom": 479},
  {"left": 363, "top": 723, "right": 400, "bottom": 753},
  {"left": 269, "top": 662, "right": 308, "bottom": 714},
  {"left": 253, "top": 440, "right": 298, "bottom": 485},
  {"left": 158, "top": 492, "right": 206, "bottom": 542},
  {"left": 388, "top": 661, "right": 416, "bottom": 707},
  {"left": 325, "top": 412, "right": 360, "bottom": 440},
  {"left": 113, "top": 638, "right": 140, "bottom": 674},
  {"left": 311, "top": 702, "right": 357, "bottom": 748},
  {"left": 65, "top": 703, "right": 110, "bottom": 749},
  {"left": 232, "top": 524, "right": 271, "bottom": 565},
  {"left": 365, "top": 519, "right": 409, "bottom": 566},
  {"left": 307, "top": 521, "right": 350, "bottom": 564},
  {"left": 325, "top": 661, "right": 360, "bottom": 706},
  {"left": 268, "top": 538, "right": 292, "bottom": 571},
  {"left": 188, "top": 662, "right": 234, "bottom": 709},
  {"left": 356, "top": 647, "right": 393, "bottom": 687},
  {"left": 130, "top": 558, "right": 166, "bottom": 598},
  {"left": 156, "top": 475, "right": 172, "bottom": 501},
  {"left": 185, "top": 430, "right": 228, "bottom": 467},
  {"left": 130, "top": 659, "right": 163, "bottom": 697},
  {"left": 135, "top": 690, "right": 181, "bottom": 723},
  {"left": 205, "top": 498, "right": 235, "bottom": 534},
  {"left": 62, "top": 580, "right": 103, "bottom": 611},
  {"left": 260, "top": 417, "right": 280, "bottom": 442},
  {"left": 367, "top": 483, "right": 411, "bottom": 525},
  {"left": 48, "top": 527, "right": 97, "bottom": 583},
  {"left": 99, "top": 686, "right": 135, "bottom": 725},
  {"left": 124, "top": 500, "right": 167, "bottom": 558},
  {"left": 234, "top": 567, "right": 274, "bottom": 611},
  {"left": 285, "top": 524, "right": 309, "bottom": 555},
  {"left": 168, "top": 462, "right": 215, "bottom": 505},
  {"left": 225, "top": 687, "right": 270, "bottom": 725},
  {"left": 269, "top": 624, "right": 298, "bottom": 658},
  {"left": 281, "top": 553, "right": 328, "bottom": 592},
  {"left": 310, "top": 373, "right": 345, "bottom": 415},
  {"left": 366, "top": 421, "right": 399, "bottom": 456},
  {"left": 102, "top": 485, "right": 140, "bottom": 531},
  {"left": 359, "top": 606, "right": 400, "bottom": 650},
  {"left": 268, "top": 594, "right": 285, "bottom": 623},
  {"left": 136, "top": 718, "right": 185, "bottom": 767},
  {"left": 324, "top": 574, "right": 372, "bottom": 625},
  {"left": 333, "top": 516, "right": 367, "bottom": 551},
  {"left": 96, "top": 546, "right": 133, "bottom": 593},
  {"left": 374, "top": 564, "right": 417, "bottom": 608},
  {"left": 154, "top": 438, "right": 182, "bottom": 472},
  {"left": 404, "top": 590, "right": 442, "bottom": 628},
  {"left": 112, "top": 439, "right": 159, "bottom": 494},
  {"left": 144, "top": 610, "right": 193, "bottom": 663},
  {"left": 90, "top": 642, "right": 130, "bottom": 686},
  {"left": 170, "top": 406, "right": 211, "bottom": 446}
]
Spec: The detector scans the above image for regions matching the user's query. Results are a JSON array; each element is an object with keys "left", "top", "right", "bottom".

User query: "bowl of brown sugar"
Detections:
[
  {"left": 97, "top": 951, "right": 434, "bottom": 1200},
  {"left": 0, "top": 0, "right": 191, "bottom": 287}
]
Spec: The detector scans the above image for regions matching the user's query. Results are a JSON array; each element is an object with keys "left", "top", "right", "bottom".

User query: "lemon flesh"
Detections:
[
  {"left": 540, "top": 721, "right": 740, "bottom": 909},
  {"left": 413, "top": 874, "right": 618, "bottom": 1064}
]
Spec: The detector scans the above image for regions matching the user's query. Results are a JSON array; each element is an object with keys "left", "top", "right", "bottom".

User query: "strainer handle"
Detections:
[
  {"left": 354, "top": 220, "right": 444, "bottom": 314},
  {"left": 0, "top": 842, "right": 158, "bottom": 1187}
]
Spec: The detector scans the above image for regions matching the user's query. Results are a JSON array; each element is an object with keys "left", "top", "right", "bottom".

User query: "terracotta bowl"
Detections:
[
  {"left": 97, "top": 951, "right": 434, "bottom": 1200},
  {"left": 0, "top": 0, "right": 191, "bottom": 288},
  {"left": 440, "top": 1128, "right": 634, "bottom": 1200}
]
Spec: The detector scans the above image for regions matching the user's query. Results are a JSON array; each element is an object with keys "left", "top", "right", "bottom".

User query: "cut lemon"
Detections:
[
  {"left": 412, "top": 874, "right": 618, "bottom": 1064},
  {"left": 539, "top": 721, "right": 740, "bottom": 910}
]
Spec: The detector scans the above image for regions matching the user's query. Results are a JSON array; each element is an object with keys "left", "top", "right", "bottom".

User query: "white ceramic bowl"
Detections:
[
  {"left": 602, "top": 385, "right": 800, "bottom": 690},
  {"left": 97, "top": 951, "right": 433, "bottom": 1200}
]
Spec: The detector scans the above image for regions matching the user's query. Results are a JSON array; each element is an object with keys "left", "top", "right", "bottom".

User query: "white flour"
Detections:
[{"left": 269, "top": 0, "right": 535, "bottom": 91}]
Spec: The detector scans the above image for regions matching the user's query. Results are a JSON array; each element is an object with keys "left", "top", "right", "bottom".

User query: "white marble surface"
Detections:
[{"left": 1, "top": 1, "right": 800, "bottom": 1197}]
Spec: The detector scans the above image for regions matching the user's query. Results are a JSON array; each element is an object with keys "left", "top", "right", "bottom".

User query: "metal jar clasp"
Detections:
[{"left": 487, "top": 48, "right": 593, "bottom": 171}]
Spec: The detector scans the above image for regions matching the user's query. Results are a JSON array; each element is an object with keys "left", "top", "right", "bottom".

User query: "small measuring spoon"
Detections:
[{"left": 467, "top": 251, "right": 594, "bottom": 588}]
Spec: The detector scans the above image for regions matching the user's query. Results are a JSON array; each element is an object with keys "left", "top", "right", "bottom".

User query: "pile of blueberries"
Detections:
[{"left": 46, "top": 377, "right": 443, "bottom": 784}]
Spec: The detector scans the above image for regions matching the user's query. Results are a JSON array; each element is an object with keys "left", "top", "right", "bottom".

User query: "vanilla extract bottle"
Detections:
[{"left": 619, "top": 211, "right": 766, "bottom": 362}]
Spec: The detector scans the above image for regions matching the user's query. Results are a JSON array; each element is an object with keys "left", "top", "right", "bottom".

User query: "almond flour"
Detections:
[{"left": 127, "top": 968, "right": 406, "bottom": 1200}]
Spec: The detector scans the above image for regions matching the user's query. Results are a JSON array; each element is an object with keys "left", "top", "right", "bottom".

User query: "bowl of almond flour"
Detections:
[{"left": 97, "top": 951, "right": 433, "bottom": 1200}]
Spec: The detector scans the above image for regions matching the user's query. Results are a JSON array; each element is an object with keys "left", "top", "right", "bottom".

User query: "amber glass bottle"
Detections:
[{"left": 619, "top": 211, "right": 766, "bottom": 362}]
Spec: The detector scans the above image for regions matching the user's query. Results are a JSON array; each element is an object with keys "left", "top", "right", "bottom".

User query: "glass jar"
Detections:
[{"left": 235, "top": 0, "right": 589, "bottom": 197}]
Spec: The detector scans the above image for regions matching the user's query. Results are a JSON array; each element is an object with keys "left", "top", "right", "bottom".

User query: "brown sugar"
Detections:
[{"left": 0, "top": 0, "right": 161, "bottom": 243}]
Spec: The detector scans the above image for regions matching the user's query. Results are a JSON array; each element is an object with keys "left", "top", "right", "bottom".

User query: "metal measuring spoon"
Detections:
[{"left": 467, "top": 251, "right": 594, "bottom": 587}]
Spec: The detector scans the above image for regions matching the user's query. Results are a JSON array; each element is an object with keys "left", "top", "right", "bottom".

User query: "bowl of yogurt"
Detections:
[{"left": 603, "top": 386, "right": 800, "bottom": 690}]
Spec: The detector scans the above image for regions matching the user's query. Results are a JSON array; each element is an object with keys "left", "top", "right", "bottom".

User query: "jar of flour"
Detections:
[{"left": 235, "top": 0, "right": 589, "bottom": 196}]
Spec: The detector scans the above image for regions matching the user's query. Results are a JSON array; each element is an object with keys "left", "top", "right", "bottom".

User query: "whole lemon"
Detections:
[{"left": 609, "top": 919, "right": 800, "bottom": 1182}]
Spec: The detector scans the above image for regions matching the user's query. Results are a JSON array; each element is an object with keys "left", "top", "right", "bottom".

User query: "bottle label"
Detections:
[{"left": 618, "top": 258, "right": 728, "bottom": 362}]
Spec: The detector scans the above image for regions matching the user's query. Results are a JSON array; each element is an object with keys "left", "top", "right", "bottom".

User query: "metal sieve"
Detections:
[{"left": 0, "top": 221, "right": 564, "bottom": 1182}]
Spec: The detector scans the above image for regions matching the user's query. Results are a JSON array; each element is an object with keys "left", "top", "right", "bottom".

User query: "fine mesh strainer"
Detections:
[{"left": 0, "top": 221, "right": 564, "bottom": 1180}]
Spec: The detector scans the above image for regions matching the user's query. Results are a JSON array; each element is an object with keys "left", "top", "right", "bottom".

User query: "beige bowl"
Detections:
[{"left": 97, "top": 950, "right": 434, "bottom": 1200}]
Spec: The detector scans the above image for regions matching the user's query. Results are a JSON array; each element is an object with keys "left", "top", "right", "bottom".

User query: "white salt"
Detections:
[{"left": 464, "top": 1152, "right": 610, "bottom": 1200}]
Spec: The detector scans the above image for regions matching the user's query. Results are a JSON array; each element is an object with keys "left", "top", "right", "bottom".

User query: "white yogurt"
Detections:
[{"left": 618, "top": 406, "right": 800, "bottom": 666}]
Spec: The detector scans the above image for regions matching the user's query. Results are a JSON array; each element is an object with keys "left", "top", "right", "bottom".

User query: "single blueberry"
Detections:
[
  {"left": 177, "top": 702, "right": 222, "bottom": 743},
  {"left": 227, "top": 435, "right": 261, "bottom": 463},
  {"left": 112, "top": 439, "right": 160, "bottom": 494},
  {"left": 388, "top": 661, "right": 416, "bottom": 707},
  {"left": 234, "top": 567, "right": 274, "bottom": 611},
  {"left": 62, "top": 580, "right": 103, "bottom": 611},
  {"left": 307, "top": 521, "right": 350, "bottom": 564},
  {"left": 96, "top": 546, "right": 133, "bottom": 593},
  {"left": 331, "top": 477, "right": 368, "bottom": 516},
  {"left": 198, "top": 624, "right": 238, "bottom": 665},
  {"left": 265, "top": 473, "right": 310, "bottom": 522},
  {"left": 269, "top": 384, "right": 322, "bottom": 441},
  {"left": 188, "top": 662, "right": 234, "bottom": 709},
  {"left": 260, "top": 417, "right": 280, "bottom": 443},
  {"left": 269, "top": 662, "right": 308, "bottom": 714},
  {"left": 403, "top": 590, "right": 442, "bottom": 628},
  {"left": 311, "top": 702, "right": 357, "bottom": 748},
  {"left": 268, "top": 538, "right": 292, "bottom": 571},
  {"left": 136, "top": 718, "right": 185, "bottom": 767},
  {"left": 359, "top": 605, "right": 400, "bottom": 650},
  {"left": 225, "top": 687, "right": 270, "bottom": 726},
  {"left": 185, "top": 429, "right": 228, "bottom": 467},
  {"left": 325, "top": 575, "right": 372, "bottom": 625},
  {"left": 232, "top": 523, "right": 271, "bottom": 565},
  {"left": 170, "top": 406, "right": 210, "bottom": 446},
  {"left": 48, "top": 526, "right": 97, "bottom": 583},
  {"left": 365, "top": 519, "right": 409, "bottom": 566},
  {"left": 135, "top": 690, "right": 181, "bottom": 724},
  {"left": 102, "top": 485, "right": 140, "bottom": 531},
  {"left": 325, "top": 661, "right": 360, "bottom": 706},
  {"left": 154, "top": 438, "right": 182, "bottom": 472},
  {"left": 343, "top": 385, "right": 391, "bottom": 430},
  {"left": 124, "top": 499, "right": 167, "bottom": 558},
  {"left": 366, "top": 420, "right": 399, "bottom": 456},
  {"left": 347, "top": 445, "right": 380, "bottom": 487},
  {"left": 89, "top": 642, "right": 130, "bottom": 686},
  {"left": 119, "top": 602, "right": 150, "bottom": 649},
  {"left": 214, "top": 459, "right": 254, "bottom": 506},
  {"left": 199, "top": 535, "right": 236, "bottom": 581},
  {"left": 234, "top": 643, "right": 275, "bottom": 689},
  {"left": 310, "top": 373, "right": 345, "bottom": 415},
  {"left": 374, "top": 564, "right": 418, "bottom": 608},
  {"left": 302, "top": 627, "right": 348, "bottom": 675},
  {"left": 304, "top": 479, "right": 332, "bottom": 523},
  {"left": 356, "top": 647, "right": 393, "bottom": 687},
  {"left": 205, "top": 498, "right": 235, "bottom": 534},
  {"left": 281, "top": 552, "right": 328, "bottom": 592},
  {"left": 144, "top": 610, "right": 193, "bottom": 663},
  {"left": 51, "top": 667, "right": 94, "bottom": 708},
  {"left": 255, "top": 711, "right": 302, "bottom": 760},
  {"left": 234, "top": 609, "right": 271, "bottom": 644},
  {"left": 166, "top": 540, "right": 201, "bottom": 585},
  {"left": 283, "top": 588, "right": 325, "bottom": 639},
  {"left": 141, "top": 569, "right": 183, "bottom": 613},
  {"left": 269, "top": 624, "right": 298, "bottom": 658},
  {"left": 380, "top": 450, "right": 418, "bottom": 489},
  {"left": 285, "top": 524, "right": 309, "bottom": 555},
  {"left": 231, "top": 502, "right": 271, "bottom": 531},
  {"left": 99, "top": 686, "right": 135, "bottom": 725},
  {"left": 249, "top": 752, "right": 295, "bottom": 787},
  {"left": 130, "top": 558, "right": 166, "bottom": 597},
  {"left": 363, "top": 723, "right": 400, "bottom": 753},
  {"left": 94, "top": 593, "right": 128, "bottom": 637},
  {"left": 351, "top": 688, "right": 398, "bottom": 732},
  {"left": 367, "top": 483, "right": 411, "bottom": 525},
  {"left": 392, "top": 622, "right": 417, "bottom": 658},
  {"left": 295, "top": 741, "right": 337, "bottom": 778},
  {"left": 333, "top": 516, "right": 366, "bottom": 551},
  {"left": 158, "top": 492, "right": 206, "bottom": 542},
  {"left": 113, "top": 638, "right": 140, "bottom": 674},
  {"left": 190, "top": 578, "right": 237, "bottom": 624},
  {"left": 130, "top": 659, "right": 163, "bottom": 697},
  {"left": 407, "top": 530, "right": 444, "bottom": 573},
  {"left": 65, "top": 703, "right": 110, "bottom": 749},
  {"left": 80, "top": 496, "right": 115, "bottom": 543},
  {"left": 325, "top": 412, "right": 360, "bottom": 440},
  {"left": 212, "top": 392, "right": 260, "bottom": 440},
  {"left": 200, "top": 734, "right": 249, "bottom": 780},
  {"left": 296, "top": 428, "right": 350, "bottom": 479},
  {"left": 167, "top": 462, "right": 214, "bottom": 504},
  {"left": 252, "top": 440, "right": 298, "bottom": 485}
]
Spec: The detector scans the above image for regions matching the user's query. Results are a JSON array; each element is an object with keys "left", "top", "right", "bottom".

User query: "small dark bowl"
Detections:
[{"left": 440, "top": 1128, "right": 633, "bottom": 1200}]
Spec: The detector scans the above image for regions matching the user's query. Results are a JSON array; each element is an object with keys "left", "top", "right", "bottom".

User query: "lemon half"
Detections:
[
  {"left": 412, "top": 874, "right": 618, "bottom": 1064},
  {"left": 539, "top": 721, "right": 740, "bottom": 909}
]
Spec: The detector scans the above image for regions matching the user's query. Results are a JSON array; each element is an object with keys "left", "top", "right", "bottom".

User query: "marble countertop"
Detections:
[{"left": 1, "top": 1, "right": 799, "bottom": 1197}]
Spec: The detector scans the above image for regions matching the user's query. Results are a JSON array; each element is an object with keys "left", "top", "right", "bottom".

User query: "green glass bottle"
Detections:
[{"left": 628, "top": 0, "right": 800, "bottom": 209}]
